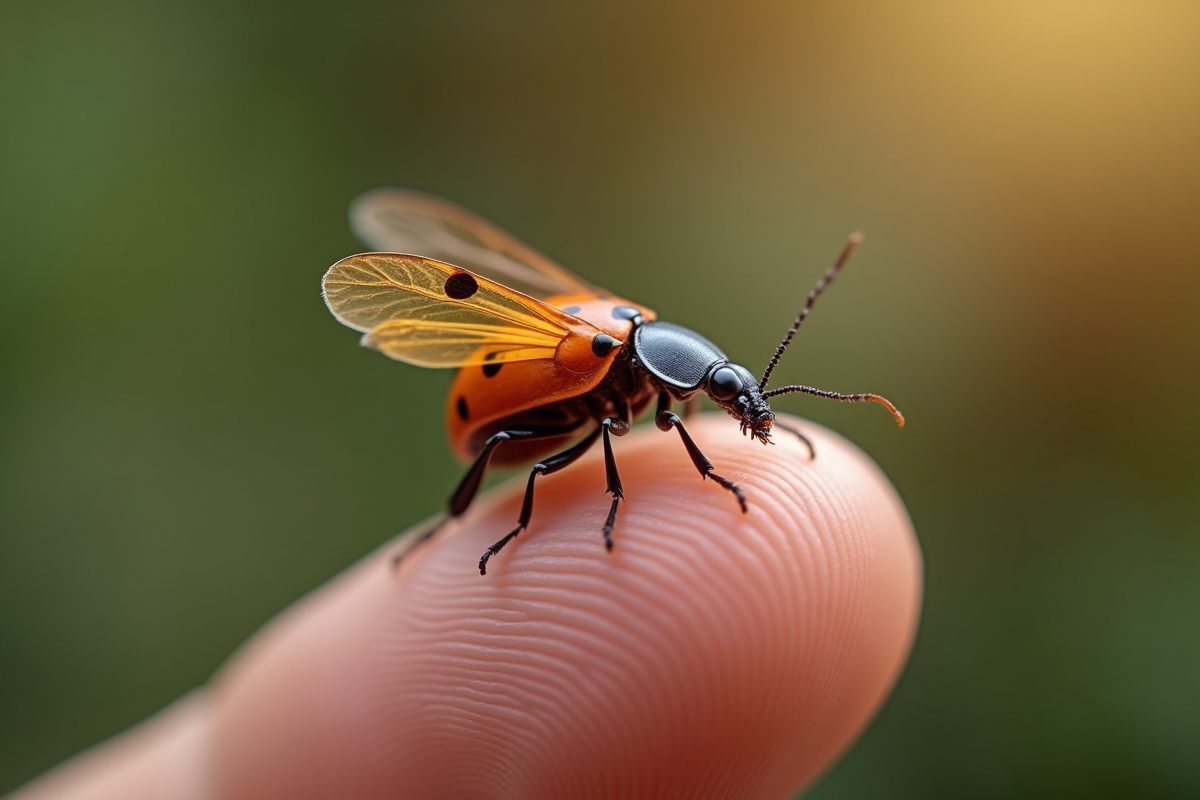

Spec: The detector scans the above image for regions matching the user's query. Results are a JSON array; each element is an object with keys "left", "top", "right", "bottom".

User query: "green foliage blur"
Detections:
[{"left": 2, "top": 1, "right": 1197, "bottom": 796}]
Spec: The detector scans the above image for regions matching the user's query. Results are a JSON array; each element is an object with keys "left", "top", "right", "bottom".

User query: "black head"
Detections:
[{"left": 703, "top": 363, "right": 775, "bottom": 444}]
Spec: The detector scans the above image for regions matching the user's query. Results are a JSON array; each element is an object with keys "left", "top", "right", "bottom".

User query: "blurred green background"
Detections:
[{"left": 2, "top": 1, "right": 1197, "bottom": 796}]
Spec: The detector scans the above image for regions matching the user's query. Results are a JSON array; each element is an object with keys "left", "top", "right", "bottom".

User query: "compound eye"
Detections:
[{"left": 708, "top": 365, "right": 742, "bottom": 401}]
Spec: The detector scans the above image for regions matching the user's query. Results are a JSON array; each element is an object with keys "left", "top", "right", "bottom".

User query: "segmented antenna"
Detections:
[
  {"left": 762, "top": 384, "right": 905, "bottom": 427},
  {"left": 758, "top": 232, "right": 863, "bottom": 390}
]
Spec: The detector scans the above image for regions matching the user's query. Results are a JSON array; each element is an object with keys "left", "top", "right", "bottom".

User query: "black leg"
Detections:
[
  {"left": 772, "top": 420, "right": 815, "bottom": 460},
  {"left": 391, "top": 424, "right": 581, "bottom": 570},
  {"left": 655, "top": 393, "right": 747, "bottom": 513},
  {"left": 601, "top": 416, "right": 630, "bottom": 551},
  {"left": 479, "top": 426, "right": 604, "bottom": 575},
  {"left": 450, "top": 429, "right": 548, "bottom": 517},
  {"left": 389, "top": 517, "right": 451, "bottom": 569}
]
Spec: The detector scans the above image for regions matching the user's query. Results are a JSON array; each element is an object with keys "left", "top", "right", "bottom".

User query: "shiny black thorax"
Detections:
[
  {"left": 581, "top": 319, "right": 736, "bottom": 422},
  {"left": 584, "top": 318, "right": 776, "bottom": 443},
  {"left": 631, "top": 321, "right": 729, "bottom": 397}
]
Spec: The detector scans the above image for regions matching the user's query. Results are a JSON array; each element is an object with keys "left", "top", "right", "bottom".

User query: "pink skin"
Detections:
[{"left": 14, "top": 415, "right": 921, "bottom": 800}]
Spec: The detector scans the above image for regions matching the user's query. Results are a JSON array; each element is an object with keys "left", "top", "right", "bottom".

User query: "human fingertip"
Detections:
[{"left": 209, "top": 415, "right": 920, "bottom": 800}]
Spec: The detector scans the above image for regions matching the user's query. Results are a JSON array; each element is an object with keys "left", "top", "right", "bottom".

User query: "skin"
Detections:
[{"left": 12, "top": 415, "right": 921, "bottom": 800}]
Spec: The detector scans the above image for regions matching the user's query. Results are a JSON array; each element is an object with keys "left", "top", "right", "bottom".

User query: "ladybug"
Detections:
[{"left": 323, "top": 189, "right": 904, "bottom": 575}]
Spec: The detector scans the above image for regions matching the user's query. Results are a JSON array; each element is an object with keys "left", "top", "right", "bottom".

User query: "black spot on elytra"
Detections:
[
  {"left": 444, "top": 272, "right": 479, "bottom": 300},
  {"left": 612, "top": 305, "right": 642, "bottom": 321},
  {"left": 591, "top": 334, "right": 618, "bottom": 357},
  {"left": 482, "top": 362, "right": 503, "bottom": 378},
  {"left": 456, "top": 396, "right": 469, "bottom": 420},
  {"left": 562, "top": 305, "right": 582, "bottom": 314}
]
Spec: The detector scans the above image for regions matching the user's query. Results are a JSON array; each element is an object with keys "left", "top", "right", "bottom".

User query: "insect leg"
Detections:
[
  {"left": 391, "top": 425, "right": 582, "bottom": 570},
  {"left": 600, "top": 415, "right": 630, "bottom": 551},
  {"left": 654, "top": 393, "right": 748, "bottom": 513},
  {"left": 479, "top": 426, "right": 604, "bottom": 575},
  {"left": 772, "top": 420, "right": 816, "bottom": 460},
  {"left": 389, "top": 518, "right": 451, "bottom": 569}
]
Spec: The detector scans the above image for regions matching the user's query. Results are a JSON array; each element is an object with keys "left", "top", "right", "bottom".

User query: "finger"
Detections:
[
  {"left": 12, "top": 415, "right": 921, "bottom": 800},
  {"left": 9, "top": 692, "right": 211, "bottom": 800},
  {"left": 210, "top": 414, "right": 921, "bottom": 800}
]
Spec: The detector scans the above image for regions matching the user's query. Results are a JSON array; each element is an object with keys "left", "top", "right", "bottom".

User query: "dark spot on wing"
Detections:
[
  {"left": 482, "top": 362, "right": 503, "bottom": 378},
  {"left": 612, "top": 305, "right": 643, "bottom": 322},
  {"left": 456, "top": 396, "right": 470, "bottom": 420},
  {"left": 444, "top": 272, "right": 479, "bottom": 300},
  {"left": 591, "top": 334, "right": 618, "bottom": 357}
]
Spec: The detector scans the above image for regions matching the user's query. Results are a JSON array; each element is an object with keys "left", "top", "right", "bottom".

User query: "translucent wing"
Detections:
[
  {"left": 322, "top": 253, "right": 612, "bottom": 371},
  {"left": 349, "top": 188, "right": 598, "bottom": 299}
]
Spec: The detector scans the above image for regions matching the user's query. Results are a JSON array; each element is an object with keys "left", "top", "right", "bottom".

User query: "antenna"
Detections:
[
  {"left": 758, "top": 232, "right": 863, "bottom": 391},
  {"left": 762, "top": 384, "right": 905, "bottom": 427}
]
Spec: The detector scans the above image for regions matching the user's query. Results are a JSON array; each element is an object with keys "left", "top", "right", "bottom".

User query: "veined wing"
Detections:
[
  {"left": 349, "top": 188, "right": 598, "bottom": 299},
  {"left": 322, "top": 253, "right": 613, "bottom": 371}
]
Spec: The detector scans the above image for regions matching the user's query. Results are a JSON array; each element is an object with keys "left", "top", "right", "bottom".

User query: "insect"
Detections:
[{"left": 323, "top": 189, "right": 904, "bottom": 575}]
